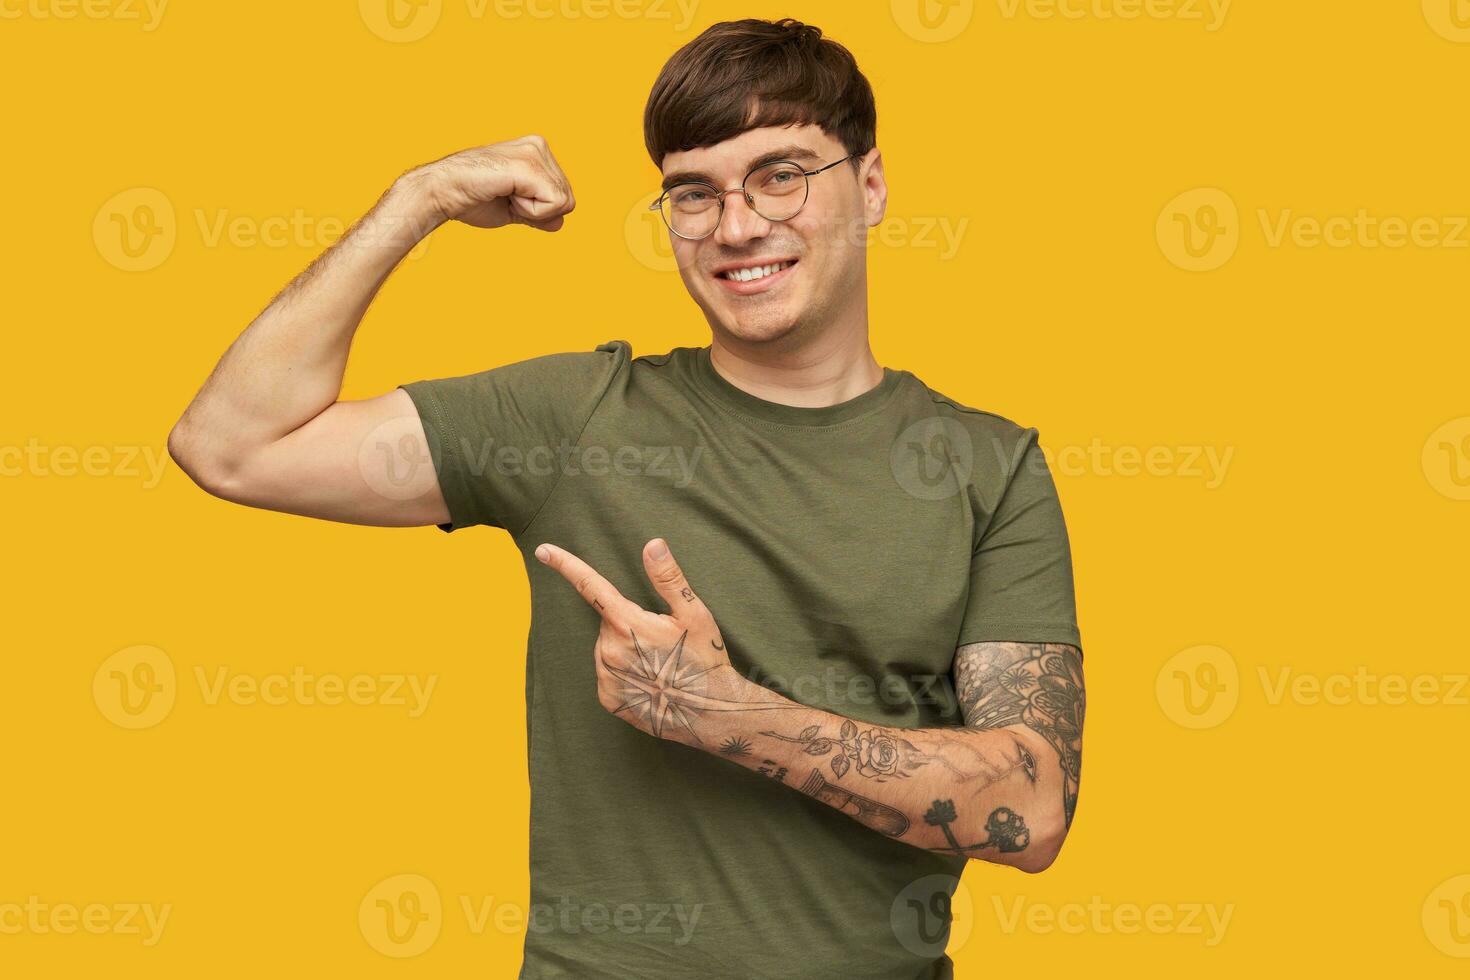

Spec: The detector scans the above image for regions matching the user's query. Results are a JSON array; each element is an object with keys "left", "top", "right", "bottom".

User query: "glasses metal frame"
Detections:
[{"left": 649, "top": 152, "right": 860, "bottom": 241}]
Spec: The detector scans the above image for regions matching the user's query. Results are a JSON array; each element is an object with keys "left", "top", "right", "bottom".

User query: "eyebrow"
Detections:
[{"left": 660, "top": 144, "right": 824, "bottom": 192}]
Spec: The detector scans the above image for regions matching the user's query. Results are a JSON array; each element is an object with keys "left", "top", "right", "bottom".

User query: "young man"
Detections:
[{"left": 168, "top": 17, "right": 1084, "bottom": 980}]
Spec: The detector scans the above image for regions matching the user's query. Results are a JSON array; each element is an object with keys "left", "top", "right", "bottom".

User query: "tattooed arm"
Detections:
[
  {"left": 665, "top": 678, "right": 1076, "bottom": 873},
  {"left": 953, "top": 642, "right": 1085, "bottom": 831},
  {"left": 535, "top": 539, "right": 1086, "bottom": 873}
]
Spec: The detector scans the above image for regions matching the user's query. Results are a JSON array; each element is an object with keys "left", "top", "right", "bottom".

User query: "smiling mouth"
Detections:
[
  {"left": 720, "top": 258, "right": 799, "bottom": 282},
  {"left": 712, "top": 259, "right": 799, "bottom": 295}
]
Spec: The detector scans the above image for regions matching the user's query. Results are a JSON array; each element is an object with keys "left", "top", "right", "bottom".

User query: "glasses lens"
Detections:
[
  {"left": 662, "top": 183, "right": 720, "bottom": 239},
  {"left": 745, "top": 162, "right": 809, "bottom": 221}
]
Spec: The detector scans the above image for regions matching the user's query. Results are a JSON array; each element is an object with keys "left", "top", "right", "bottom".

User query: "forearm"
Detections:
[
  {"left": 674, "top": 686, "right": 1068, "bottom": 872},
  {"left": 532, "top": 543, "right": 1082, "bottom": 871},
  {"left": 169, "top": 174, "right": 442, "bottom": 476}
]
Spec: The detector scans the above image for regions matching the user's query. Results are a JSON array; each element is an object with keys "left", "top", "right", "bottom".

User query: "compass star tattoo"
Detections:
[{"left": 602, "top": 630, "right": 799, "bottom": 743}]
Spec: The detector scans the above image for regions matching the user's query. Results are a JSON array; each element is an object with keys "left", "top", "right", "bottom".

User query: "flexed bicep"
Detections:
[{"left": 194, "top": 388, "right": 452, "bottom": 528}]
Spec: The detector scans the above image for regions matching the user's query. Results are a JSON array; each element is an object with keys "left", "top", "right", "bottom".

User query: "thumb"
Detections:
[
  {"left": 510, "top": 196, "right": 565, "bottom": 232},
  {"left": 642, "top": 538, "right": 707, "bottom": 618},
  {"left": 514, "top": 198, "right": 564, "bottom": 233}
]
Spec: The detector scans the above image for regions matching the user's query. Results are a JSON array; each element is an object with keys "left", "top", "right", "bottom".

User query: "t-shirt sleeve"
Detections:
[
  {"left": 397, "top": 340, "right": 628, "bottom": 535},
  {"left": 957, "top": 426, "right": 1082, "bottom": 651}
]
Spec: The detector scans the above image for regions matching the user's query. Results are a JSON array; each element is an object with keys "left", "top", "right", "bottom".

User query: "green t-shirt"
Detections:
[{"left": 400, "top": 340, "right": 1081, "bottom": 980}]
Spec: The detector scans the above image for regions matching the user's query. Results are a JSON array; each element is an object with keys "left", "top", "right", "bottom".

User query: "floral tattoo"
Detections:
[{"left": 759, "top": 720, "right": 931, "bottom": 781}]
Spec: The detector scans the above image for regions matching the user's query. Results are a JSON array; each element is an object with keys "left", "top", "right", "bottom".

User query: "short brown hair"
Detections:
[{"left": 643, "top": 18, "right": 877, "bottom": 170}]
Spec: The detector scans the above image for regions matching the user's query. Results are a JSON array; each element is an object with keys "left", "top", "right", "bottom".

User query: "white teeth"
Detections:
[{"left": 723, "top": 261, "right": 792, "bottom": 282}]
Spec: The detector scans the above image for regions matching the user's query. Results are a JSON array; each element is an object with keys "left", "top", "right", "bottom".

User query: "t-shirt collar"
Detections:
[{"left": 691, "top": 345, "right": 904, "bottom": 427}]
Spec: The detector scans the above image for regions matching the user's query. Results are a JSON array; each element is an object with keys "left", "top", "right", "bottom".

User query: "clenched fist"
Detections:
[{"left": 400, "top": 134, "right": 576, "bottom": 232}]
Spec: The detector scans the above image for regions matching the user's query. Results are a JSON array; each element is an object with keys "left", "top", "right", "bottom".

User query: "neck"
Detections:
[{"left": 707, "top": 322, "right": 883, "bottom": 409}]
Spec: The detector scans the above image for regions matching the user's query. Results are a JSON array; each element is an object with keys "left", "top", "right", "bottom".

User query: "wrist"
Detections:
[
  {"left": 380, "top": 170, "right": 448, "bottom": 241},
  {"left": 711, "top": 664, "right": 787, "bottom": 709},
  {"left": 659, "top": 668, "right": 793, "bottom": 748}
]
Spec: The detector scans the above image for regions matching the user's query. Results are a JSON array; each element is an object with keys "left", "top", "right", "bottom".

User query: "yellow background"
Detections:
[{"left": 3, "top": 0, "right": 1468, "bottom": 975}]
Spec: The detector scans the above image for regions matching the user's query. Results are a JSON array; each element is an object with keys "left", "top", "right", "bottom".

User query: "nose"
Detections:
[{"left": 711, "top": 187, "right": 771, "bottom": 247}]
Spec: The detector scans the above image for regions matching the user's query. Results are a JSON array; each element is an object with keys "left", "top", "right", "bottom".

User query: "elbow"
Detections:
[
  {"left": 1013, "top": 822, "right": 1068, "bottom": 874},
  {"left": 980, "top": 803, "right": 1072, "bottom": 875},
  {"left": 167, "top": 419, "right": 245, "bottom": 501}
]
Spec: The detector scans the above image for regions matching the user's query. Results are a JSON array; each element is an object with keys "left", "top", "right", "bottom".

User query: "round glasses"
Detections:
[{"left": 650, "top": 153, "right": 859, "bottom": 241}]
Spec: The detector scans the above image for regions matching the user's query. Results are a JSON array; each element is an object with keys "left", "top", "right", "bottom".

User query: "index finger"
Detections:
[{"left": 534, "top": 542, "right": 637, "bottom": 620}]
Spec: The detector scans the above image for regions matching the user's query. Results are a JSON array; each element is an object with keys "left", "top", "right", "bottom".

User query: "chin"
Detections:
[{"left": 715, "top": 310, "right": 804, "bottom": 346}]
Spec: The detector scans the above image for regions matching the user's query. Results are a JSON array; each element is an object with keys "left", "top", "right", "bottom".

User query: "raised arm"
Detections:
[
  {"left": 537, "top": 539, "right": 1087, "bottom": 873},
  {"left": 166, "top": 136, "right": 577, "bottom": 526}
]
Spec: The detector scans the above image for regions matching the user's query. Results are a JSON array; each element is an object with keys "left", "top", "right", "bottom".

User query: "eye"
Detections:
[
  {"left": 757, "top": 165, "right": 806, "bottom": 194},
  {"left": 670, "top": 185, "right": 716, "bottom": 209}
]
